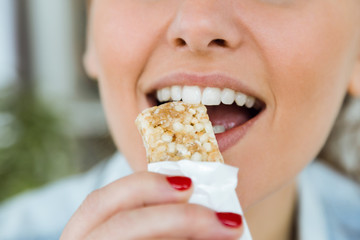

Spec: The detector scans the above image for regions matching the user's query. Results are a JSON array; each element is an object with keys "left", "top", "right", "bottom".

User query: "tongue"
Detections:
[{"left": 206, "top": 104, "right": 253, "bottom": 131}]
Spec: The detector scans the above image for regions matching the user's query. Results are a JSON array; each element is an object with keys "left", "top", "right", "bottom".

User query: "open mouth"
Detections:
[{"left": 148, "top": 85, "right": 265, "bottom": 137}]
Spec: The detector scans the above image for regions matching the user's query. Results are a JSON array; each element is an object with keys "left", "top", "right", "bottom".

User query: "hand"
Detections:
[{"left": 60, "top": 172, "right": 243, "bottom": 240}]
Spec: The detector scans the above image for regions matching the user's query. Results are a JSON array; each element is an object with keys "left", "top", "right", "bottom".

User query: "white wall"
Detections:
[
  {"left": 27, "top": 0, "right": 108, "bottom": 137},
  {"left": 0, "top": 0, "right": 16, "bottom": 89},
  {"left": 27, "top": 0, "right": 78, "bottom": 102}
]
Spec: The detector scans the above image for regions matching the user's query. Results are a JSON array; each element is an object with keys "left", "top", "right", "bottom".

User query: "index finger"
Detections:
[{"left": 61, "top": 172, "right": 193, "bottom": 239}]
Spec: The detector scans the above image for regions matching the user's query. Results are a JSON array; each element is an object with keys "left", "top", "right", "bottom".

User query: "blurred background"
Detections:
[{"left": 0, "top": 0, "right": 116, "bottom": 202}]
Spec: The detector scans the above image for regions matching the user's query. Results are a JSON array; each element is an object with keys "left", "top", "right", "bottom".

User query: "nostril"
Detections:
[
  {"left": 210, "top": 39, "right": 227, "bottom": 47},
  {"left": 174, "top": 38, "right": 187, "bottom": 47},
  {"left": 173, "top": 38, "right": 228, "bottom": 49}
]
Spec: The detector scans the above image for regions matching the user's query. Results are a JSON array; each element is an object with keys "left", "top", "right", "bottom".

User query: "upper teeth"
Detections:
[{"left": 156, "top": 86, "right": 257, "bottom": 108}]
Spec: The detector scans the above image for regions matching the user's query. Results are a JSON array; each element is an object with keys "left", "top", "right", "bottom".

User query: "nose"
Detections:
[{"left": 167, "top": 1, "right": 243, "bottom": 54}]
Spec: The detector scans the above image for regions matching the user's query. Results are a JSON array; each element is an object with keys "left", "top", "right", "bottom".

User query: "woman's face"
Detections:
[{"left": 85, "top": 0, "right": 360, "bottom": 209}]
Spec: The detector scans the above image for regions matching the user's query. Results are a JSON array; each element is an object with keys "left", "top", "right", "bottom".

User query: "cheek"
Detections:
[
  {"left": 90, "top": 1, "right": 180, "bottom": 171},
  {"left": 94, "top": 15, "right": 150, "bottom": 84},
  {"left": 234, "top": 3, "right": 359, "bottom": 207},
  {"left": 262, "top": 4, "right": 357, "bottom": 155},
  {"left": 92, "top": 1, "right": 177, "bottom": 84},
  {"left": 91, "top": 3, "right": 175, "bottom": 171}
]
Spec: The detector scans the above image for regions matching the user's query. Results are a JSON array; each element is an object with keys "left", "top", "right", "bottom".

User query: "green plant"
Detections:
[{"left": 0, "top": 88, "right": 78, "bottom": 202}]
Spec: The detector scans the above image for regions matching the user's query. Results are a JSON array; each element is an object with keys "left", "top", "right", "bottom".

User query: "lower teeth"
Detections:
[{"left": 213, "top": 125, "right": 226, "bottom": 134}]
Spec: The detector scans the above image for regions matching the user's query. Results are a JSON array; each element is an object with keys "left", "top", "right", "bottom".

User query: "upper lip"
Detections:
[{"left": 143, "top": 72, "right": 264, "bottom": 102}]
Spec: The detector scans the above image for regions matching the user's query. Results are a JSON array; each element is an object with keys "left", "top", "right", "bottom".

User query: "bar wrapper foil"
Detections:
[{"left": 148, "top": 160, "right": 252, "bottom": 240}]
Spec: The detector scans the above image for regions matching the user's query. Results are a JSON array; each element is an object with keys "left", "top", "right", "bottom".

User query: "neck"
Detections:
[{"left": 244, "top": 181, "right": 298, "bottom": 240}]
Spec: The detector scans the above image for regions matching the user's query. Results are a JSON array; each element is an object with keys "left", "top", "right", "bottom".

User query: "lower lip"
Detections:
[{"left": 215, "top": 109, "right": 264, "bottom": 152}]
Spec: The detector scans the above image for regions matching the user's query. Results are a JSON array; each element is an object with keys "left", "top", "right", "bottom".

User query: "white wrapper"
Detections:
[{"left": 148, "top": 160, "right": 252, "bottom": 240}]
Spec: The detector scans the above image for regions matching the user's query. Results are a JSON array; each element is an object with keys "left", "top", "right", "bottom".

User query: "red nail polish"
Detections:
[
  {"left": 166, "top": 176, "right": 192, "bottom": 191},
  {"left": 216, "top": 212, "right": 243, "bottom": 228}
]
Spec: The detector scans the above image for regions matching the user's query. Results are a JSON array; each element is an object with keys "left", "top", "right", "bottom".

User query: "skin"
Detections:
[{"left": 62, "top": 0, "right": 360, "bottom": 239}]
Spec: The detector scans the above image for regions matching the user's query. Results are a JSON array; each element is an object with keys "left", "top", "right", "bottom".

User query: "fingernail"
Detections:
[
  {"left": 216, "top": 212, "right": 243, "bottom": 228},
  {"left": 166, "top": 176, "right": 192, "bottom": 191}
]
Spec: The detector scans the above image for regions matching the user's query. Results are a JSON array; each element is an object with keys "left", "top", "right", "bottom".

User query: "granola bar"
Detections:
[{"left": 135, "top": 101, "right": 224, "bottom": 163}]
